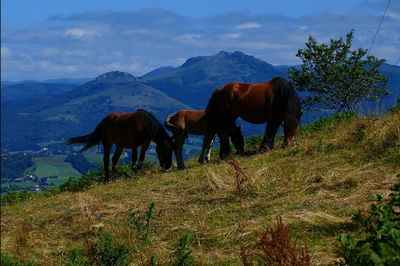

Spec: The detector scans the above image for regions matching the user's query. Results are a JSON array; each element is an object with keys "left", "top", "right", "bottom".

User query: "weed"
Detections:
[
  {"left": 241, "top": 215, "right": 311, "bottom": 266},
  {"left": 171, "top": 234, "right": 194, "bottom": 266},
  {"left": 336, "top": 177, "right": 400, "bottom": 265},
  {"left": 92, "top": 229, "right": 132, "bottom": 266},
  {"left": 128, "top": 202, "right": 155, "bottom": 242},
  {"left": 65, "top": 246, "right": 90, "bottom": 266},
  {"left": 225, "top": 157, "right": 253, "bottom": 195},
  {"left": 0, "top": 251, "right": 35, "bottom": 266}
]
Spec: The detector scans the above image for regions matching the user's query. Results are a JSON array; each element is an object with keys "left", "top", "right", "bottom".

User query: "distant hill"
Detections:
[
  {"left": 140, "top": 66, "right": 176, "bottom": 79},
  {"left": 1, "top": 82, "right": 78, "bottom": 103},
  {"left": 1, "top": 71, "right": 190, "bottom": 151},
  {"left": 144, "top": 51, "right": 287, "bottom": 107}
]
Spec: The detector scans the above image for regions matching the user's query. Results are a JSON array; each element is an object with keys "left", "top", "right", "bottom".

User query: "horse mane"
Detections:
[
  {"left": 138, "top": 109, "right": 169, "bottom": 144},
  {"left": 272, "top": 77, "right": 302, "bottom": 129}
]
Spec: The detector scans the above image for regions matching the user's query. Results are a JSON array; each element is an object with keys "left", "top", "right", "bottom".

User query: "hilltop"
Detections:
[{"left": 1, "top": 107, "right": 399, "bottom": 265}]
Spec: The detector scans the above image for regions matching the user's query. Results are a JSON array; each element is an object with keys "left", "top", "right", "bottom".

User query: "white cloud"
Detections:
[
  {"left": 1, "top": 47, "right": 12, "bottom": 58},
  {"left": 64, "top": 28, "right": 99, "bottom": 39},
  {"left": 236, "top": 22, "right": 261, "bottom": 30}
]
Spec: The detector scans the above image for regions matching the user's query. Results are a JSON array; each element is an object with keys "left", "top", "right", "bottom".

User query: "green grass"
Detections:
[
  {"left": 26, "top": 155, "right": 81, "bottom": 178},
  {"left": 1, "top": 109, "right": 399, "bottom": 265}
]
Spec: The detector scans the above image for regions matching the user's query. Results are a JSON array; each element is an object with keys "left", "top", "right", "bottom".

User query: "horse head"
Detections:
[{"left": 156, "top": 135, "right": 174, "bottom": 170}]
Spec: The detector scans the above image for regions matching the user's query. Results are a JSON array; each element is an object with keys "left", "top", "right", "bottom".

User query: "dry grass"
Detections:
[{"left": 1, "top": 110, "right": 399, "bottom": 265}]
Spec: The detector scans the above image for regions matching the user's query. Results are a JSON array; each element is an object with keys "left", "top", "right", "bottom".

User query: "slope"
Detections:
[{"left": 1, "top": 107, "right": 399, "bottom": 265}]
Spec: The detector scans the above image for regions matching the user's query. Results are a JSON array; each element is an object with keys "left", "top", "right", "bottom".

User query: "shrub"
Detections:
[
  {"left": 60, "top": 171, "right": 103, "bottom": 192},
  {"left": 1, "top": 190, "right": 35, "bottom": 205},
  {"left": 0, "top": 251, "right": 35, "bottom": 266},
  {"left": 128, "top": 202, "right": 155, "bottom": 242},
  {"left": 241, "top": 216, "right": 311, "bottom": 266},
  {"left": 65, "top": 247, "right": 90, "bottom": 266},
  {"left": 91, "top": 229, "right": 132, "bottom": 266},
  {"left": 171, "top": 234, "right": 195, "bottom": 266},
  {"left": 336, "top": 176, "right": 400, "bottom": 265}
]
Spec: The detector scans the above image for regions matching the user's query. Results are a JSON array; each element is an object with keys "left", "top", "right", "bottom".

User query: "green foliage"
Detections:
[
  {"left": 289, "top": 30, "right": 388, "bottom": 112},
  {"left": 128, "top": 202, "right": 155, "bottom": 242},
  {"left": 65, "top": 247, "right": 90, "bottom": 266},
  {"left": 60, "top": 169, "right": 106, "bottom": 192},
  {"left": 92, "top": 229, "right": 132, "bottom": 266},
  {"left": 0, "top": 251, "right": 35, "bottom": 266},
  {"left": 64, "top": 230, "right": 131, "bottom": 266},
  {"left": 300, "top": 112, "right": 356, "bottom": 136},
  {"left": 336, "top": 177, "right": 400, "bottom": 265},
  {"left": 1, "top": 190, "right": 36, "bottom": 205},
  {"left": 171, "top": 234, "right": 195, "bottom": 266}
]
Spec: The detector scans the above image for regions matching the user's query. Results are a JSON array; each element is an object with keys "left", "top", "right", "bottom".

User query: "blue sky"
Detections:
[{"left": 1, "top": 0, "right": 399, "bottom": 80}]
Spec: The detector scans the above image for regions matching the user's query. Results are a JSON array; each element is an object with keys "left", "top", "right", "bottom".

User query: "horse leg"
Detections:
[
  {"left": 230, "top": 124, "right": 245, "bottom": 155},
  {"left": 174, "top": 131, "right": 186, "bottom": 170},
  {"left": 199, "top": 130, "right": 215, "bottom": 164},
  {"left": 205, "top": 139, "right": 214, "bottom": 162},
  {"left": 103, "top": 143, "right": 111, "bottom": 182},
  {"left": 131, "top": 147, "right": 138, "bottom": 171},
  {"left": 111, "top": 146, "right": 123, "bottom": 180},
  {"left": 218, "top": 132, "right": 231, "bottom": 159},
  {"left": 260, "top": 122, "right": 280, "bottom": 152},
  {"left": 137, "top": 141, "right": 150, "bottom": 170}
]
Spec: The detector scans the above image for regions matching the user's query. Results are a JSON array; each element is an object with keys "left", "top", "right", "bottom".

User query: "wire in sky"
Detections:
[{"left": 366, "top": 0, "right": 391, "bottom": 56}]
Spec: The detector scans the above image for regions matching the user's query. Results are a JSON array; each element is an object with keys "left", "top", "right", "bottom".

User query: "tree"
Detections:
[{"left": 289, "top": 31, "right": 388, "bottom": 112}]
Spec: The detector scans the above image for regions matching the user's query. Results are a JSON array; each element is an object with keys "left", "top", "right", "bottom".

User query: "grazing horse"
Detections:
[
  {"left": 67, "top": 109, "right": 173, "bottom": 182},
  {"left": 199, "top": 77, "right": 302, "bottom": 162},
  {"left": 164, "top": 110, "right": 244, "bottom": 170}
]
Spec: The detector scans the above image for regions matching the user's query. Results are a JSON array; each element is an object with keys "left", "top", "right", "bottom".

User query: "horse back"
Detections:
[
  {"left": 169, "top": 110, "right": 206, "bottom": 135},
  {"left": 101, "top": 112, "right": 150, "bottom": 147}
]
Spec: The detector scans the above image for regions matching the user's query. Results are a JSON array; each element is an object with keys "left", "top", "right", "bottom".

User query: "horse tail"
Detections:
[
  {"left": 164, "top": 114, "right": 176, "bottom": 132},
  {"left": 66, "top": 122, "right": 103, "bottom": 152}
]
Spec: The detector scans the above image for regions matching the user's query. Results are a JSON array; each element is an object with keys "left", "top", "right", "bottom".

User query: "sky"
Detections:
[{"left": 1, "top": 0, "right": 399, "bottom": 80}]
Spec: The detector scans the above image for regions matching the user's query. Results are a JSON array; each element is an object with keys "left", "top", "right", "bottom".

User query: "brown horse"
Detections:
[
  {"left": 67, "top": 109, "right": 173, "bottom": 182},
  {"left": 199, "top": 77, "right": 302, "bottom": 162},
  {"left": 164, "top": 110, "right": 244, "bottom": 169}
]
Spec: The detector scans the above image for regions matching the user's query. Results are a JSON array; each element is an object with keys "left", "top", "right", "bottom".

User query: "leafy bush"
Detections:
[
  {"left": 336, "top": 176, "right": 400, "bottom": 265},
  {"left": 241, "top": 216, "right": 311, "bottom": 265},
  {"left": 1, "top": 190, "right": 36, "bottom": 205},
  {"left": 65, "top": 247, "right": 90, "bottom": 266},
  {"left": 171, "top": 234, "right": 195, "bottom": 266},
  {"left": 60, "top": 171, "right": 103, "bottom": 192},
  {"left": 64, "top": 230, "right": 132, "bottom": 266},
  {"left": 128, "top": 202, "right": 155, "bottom": 242},
  {"left": 92, "top": 229, "right": 131, "bottom": 266},
  {"left": 0, "top": 251, "right": 35, "bottom": 266}
]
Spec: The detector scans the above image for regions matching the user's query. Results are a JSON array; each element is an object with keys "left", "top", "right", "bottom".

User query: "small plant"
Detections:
[
  {"left": 336, "top": 176, "right": 400, "bottom": 265},
  {"left": 65, "top": 247, "right": 90, "bottom": 266},
  {"left": 128, "top": 202, "right": 156, "bottom": 242},
  {"left": 0, "top": 251, "right": 35, "bottom": 266},
  {"left": 64, "top": 230, "right": 132, "bottom": 266},
  {"left": 225, "top": 158, "right": 253, "bottom": 195},
  {"left": 171, "top": 234, "right": 194, "bottom": 266},
  {"left": 91, "top": 229, "right": 132, "bottom": 266},
  {"left": 241, "top": 215, "right": 311, "bottom": 266}
]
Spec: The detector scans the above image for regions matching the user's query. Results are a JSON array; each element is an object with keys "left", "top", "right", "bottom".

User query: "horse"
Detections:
[
  {"left": 164, "top": 110, "right": 244, "bottom": 170},
  {"left": 199, "top": 77, "right": 302, "bottom": 162},
  {"left": 66, "top": 109, "right": 174, "bottom": 182}
]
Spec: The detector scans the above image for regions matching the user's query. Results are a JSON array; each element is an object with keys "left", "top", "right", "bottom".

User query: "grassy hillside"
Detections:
[{"left": 1, "top": 108, "right": 399, "bottom": 265}]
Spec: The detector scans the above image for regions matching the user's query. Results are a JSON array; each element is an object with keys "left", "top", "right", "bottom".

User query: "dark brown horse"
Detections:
[
  {"left": 199, "top": 77, "right": 302, "bottom": 162},
  {"left": 164, "top": 109, "right": 244, "bottom": 169},
  {"left": 67, "top": 109, "right": 173, "bottom": 182}
]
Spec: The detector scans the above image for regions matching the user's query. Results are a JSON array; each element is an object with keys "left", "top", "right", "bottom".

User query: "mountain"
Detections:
[
  {"left": 1, "top": 71, "right": 190, "bottom": 151},
  {"left": 143, "top": 51, "right": 287, "bottom": 107},
  {"left": 140, "top": 66, "right": 176, "bottom": 79},
  {"left": 1, "top": 82, "right": 79, "bottom": 103}
]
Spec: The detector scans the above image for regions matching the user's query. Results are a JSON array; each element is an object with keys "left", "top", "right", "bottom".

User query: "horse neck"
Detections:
[{"left": 152, "top": 127, "right": 168, "bottom": 146}]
